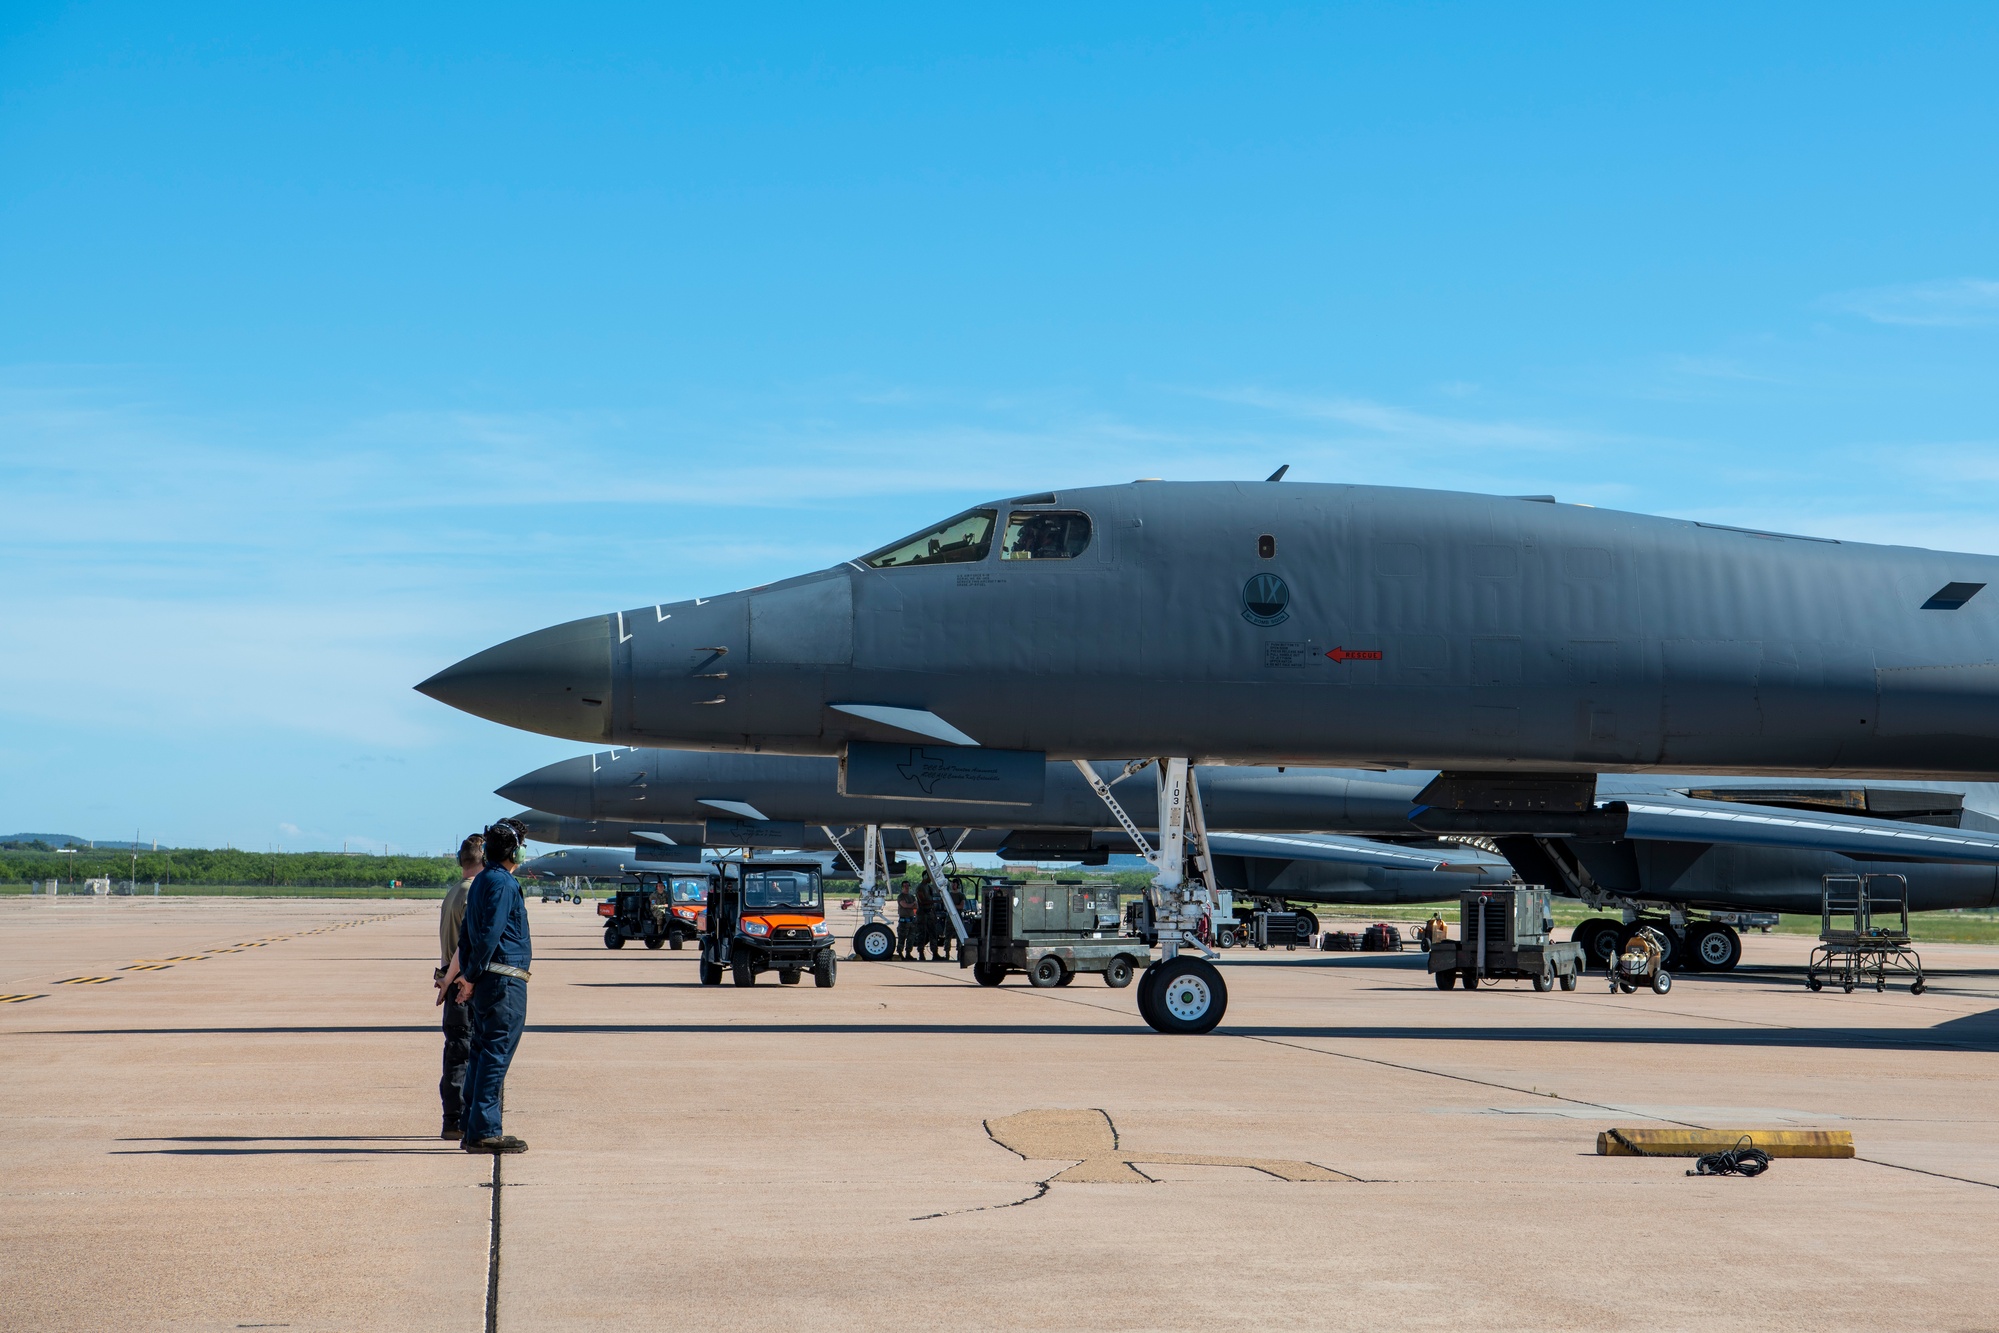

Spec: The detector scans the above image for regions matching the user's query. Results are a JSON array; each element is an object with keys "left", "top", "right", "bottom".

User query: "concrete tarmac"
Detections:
[{"left": 3, "top": 894, "right": 1997, "bottom": 1332}]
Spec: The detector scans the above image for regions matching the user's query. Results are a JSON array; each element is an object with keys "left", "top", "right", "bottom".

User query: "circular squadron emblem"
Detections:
[{"left": 1241, "top": 572, "right": 1291, "bottom": 627}]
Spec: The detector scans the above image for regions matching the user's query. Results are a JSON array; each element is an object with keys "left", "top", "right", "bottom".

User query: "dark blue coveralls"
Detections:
[{"left": 457, "top": 864, "right": 532, "bottom": 1143}]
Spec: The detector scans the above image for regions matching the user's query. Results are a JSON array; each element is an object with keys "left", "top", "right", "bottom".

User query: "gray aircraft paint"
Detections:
[
  {"left": 502, "top": 749, "right": 1999, "bottom": 916},
  {"left": 420, "top": 481, "right": 1999, "bottom": 776}
]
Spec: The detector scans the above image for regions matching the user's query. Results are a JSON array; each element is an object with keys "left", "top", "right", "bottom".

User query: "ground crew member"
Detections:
[
  {"left": 912, "top": 879, "right": 936, "bottom": 960},
  {"left": 432, "top": 833, "right": 483, "bottom": 1139},
  {"left": 928, "top": 882, "right": 956, "bottom": 961},
  {"left": 452, "top": 818, "right": 532, "bottom": 1155},
  {"left": 896, "top": 884, "right": 918, "bottom": 959}
]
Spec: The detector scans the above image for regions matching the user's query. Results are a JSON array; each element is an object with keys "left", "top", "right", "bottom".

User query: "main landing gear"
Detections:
[
  {"left": 1079, "top": 757, "right": 1230, "bottom": 1035},
  {"left": 1573, "top": 917, "right": 1742, "bottom": 974}
]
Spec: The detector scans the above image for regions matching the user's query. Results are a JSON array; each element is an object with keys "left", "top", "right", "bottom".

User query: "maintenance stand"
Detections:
[{"left": 1808, "top": 873, "right": 1926, "bottom": 994}]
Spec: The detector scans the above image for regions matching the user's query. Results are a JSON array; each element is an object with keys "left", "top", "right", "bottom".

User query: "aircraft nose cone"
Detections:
[
  {"left": 495, "top": 755, "right": 598, "bottom": 818},
  {"left": 416, "top": 615, "right": 614, "bottom": 743}
]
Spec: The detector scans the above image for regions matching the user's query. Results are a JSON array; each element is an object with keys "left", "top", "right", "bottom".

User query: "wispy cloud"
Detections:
[
  {"left": 1197, "top": 386, "right": 1609, "bottom": 451},
  {"left": 1823, "top": 277, "right": 1999, "bottom": 327}
]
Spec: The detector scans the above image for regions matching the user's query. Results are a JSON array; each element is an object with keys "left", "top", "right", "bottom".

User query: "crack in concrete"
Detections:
[{"left": 483, "top": 1155, "right": 502, "bottom": 1333}]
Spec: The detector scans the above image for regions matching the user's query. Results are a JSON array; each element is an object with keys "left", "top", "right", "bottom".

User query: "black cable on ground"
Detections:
[{"left": 1687, "top": 1136, "right": 1772, "bottom": 1178}]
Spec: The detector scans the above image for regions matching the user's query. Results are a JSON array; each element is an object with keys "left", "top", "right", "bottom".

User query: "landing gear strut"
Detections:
[
  {"left": 1080, "top": 757, "right": 1229, "bottom": 1034},
  {"left": 830, "top": 824, "right": 897, "bottom": 961}
]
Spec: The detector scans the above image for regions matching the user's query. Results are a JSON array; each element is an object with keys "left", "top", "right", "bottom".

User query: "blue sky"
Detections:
[{"left": 3, "top": 3, "right": 1997, "bottom": 852}]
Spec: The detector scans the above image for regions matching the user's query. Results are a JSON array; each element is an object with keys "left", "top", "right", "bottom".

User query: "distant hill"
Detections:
[{"left": 0, "top": 835, "right": 161, "bottom": 851}]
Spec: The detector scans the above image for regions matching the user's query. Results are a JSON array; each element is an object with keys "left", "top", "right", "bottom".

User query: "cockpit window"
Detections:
[
  {"left": 1002, "top": 510, "right": 1093, "bottom": 561},
  {"left": 862, "top": 508, "right": 998, "bottom": 568}
]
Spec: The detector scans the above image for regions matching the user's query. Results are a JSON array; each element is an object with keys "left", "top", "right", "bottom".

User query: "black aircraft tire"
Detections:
[
  {"left": 854, "top": 923, "right": 896, "bottom": 961},
  {"left": 1572, "top": 920, "right": 1617, "bottom": 970},
  {"left": 1103, "top": 956, "right": 1135, "bottom": 988},
  {"left": 1143, "top": 957, "right": 1227, "bottom": 1035},
  {"left": 1690, "top": 923, "right": 1742, "bottom": 972},
  {"left": 604, "top": 929, "right": 625, "bottom": 950},
  {"left": 1135, "top": 962, "right": 1163, "bottom": 1027},
  {"left": 972, "top": 961, "right": 1008, "bottom": 987},
  {"left": 1295, "top": 911, "right": 1320, "bottom": 942}
]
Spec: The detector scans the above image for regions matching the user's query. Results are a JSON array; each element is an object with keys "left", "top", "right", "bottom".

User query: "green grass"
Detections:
[{"left": 0, "top": 883, "right": 449, "bottom": 900}]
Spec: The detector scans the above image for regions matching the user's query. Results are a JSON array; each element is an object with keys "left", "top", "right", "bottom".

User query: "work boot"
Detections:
[
  {"left": 440, "top": 1119, "right": 462, "bottom": 1140},
  {"left": 463, "top": 1135, "right": 528, "bottom": 1154}
]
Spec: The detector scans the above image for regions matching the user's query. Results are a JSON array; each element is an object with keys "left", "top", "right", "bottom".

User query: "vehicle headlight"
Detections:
[
  {"left": 811, "top": 921, "right": 829, "bottom": 935},
  {"left": 741, "top": 920, "right": 770, "bottom": 936}
]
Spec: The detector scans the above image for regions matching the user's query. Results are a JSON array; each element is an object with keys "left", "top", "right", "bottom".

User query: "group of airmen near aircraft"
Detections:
[{"left": 894, "top": 878, "right": 964, "bottom": 960}]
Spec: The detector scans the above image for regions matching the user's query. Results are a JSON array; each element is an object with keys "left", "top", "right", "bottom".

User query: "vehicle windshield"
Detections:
[
  {"left": 862, "top": 508, "right": 997, "bottom": 568},
  {"left": 669, "top": 878, "right": 709, "bottom": 903},
  {"left": 1002, "top": 510, "right": 1092, "bottom": 560},
  {"left": 741, "top": 870, "right": 823, "bottom": 911}
]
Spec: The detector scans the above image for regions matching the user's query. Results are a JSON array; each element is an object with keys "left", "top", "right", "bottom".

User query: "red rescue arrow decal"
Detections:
[{"left": 1325, "top": 647, "right": 1383, "bottom": 663}]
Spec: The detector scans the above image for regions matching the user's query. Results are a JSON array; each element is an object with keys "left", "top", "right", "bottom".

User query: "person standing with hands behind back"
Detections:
[
  {"left": 452, "top": 818, "right": 532, "bottom": 1154},
  {"left": 433, "top": 833, "right": 483, "bottom": 1140}
]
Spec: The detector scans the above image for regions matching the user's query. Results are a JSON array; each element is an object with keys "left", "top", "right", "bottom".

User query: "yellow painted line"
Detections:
[
  {"left": 53, "top": 976, "right": 120, "bottom": 986},
  {"left": 0, "top": 993, "right": 46, "bottom": 1004},
  {"left": 1598, "top": 1128, "right": 1854, "bottom": 1158},
  {"left": 122, "top": 963, "right": 173, "bottom": 972},
  {"left": 161, "top": 955, "right": 204, "bottom": 962}
]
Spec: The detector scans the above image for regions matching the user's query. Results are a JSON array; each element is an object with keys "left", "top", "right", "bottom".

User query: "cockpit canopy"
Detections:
[{"left": 861, "top": 505, "right": 1092, "bottom": 569}]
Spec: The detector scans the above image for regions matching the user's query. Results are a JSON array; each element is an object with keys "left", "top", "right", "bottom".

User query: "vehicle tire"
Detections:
[
  {"left": 1559, "top": 972, "right": 1578, "bottom": 991},
  {"left": 1295, "top": 910, "right": 1320, "bottom": 943},
  {"left": 1912, "top": 978, "right": 1927, "bottom": 995},
  {"left": 644, "top": 935, "right": 665, "bottom": 950},
  {"left": 779, "top": 968, "right": 801, "bottom": 985},
  {"left": 1142, "top": 957, "right": 1228, "bottom": 1035},
  {"left": 1029, "top": 955, "right": 1067, "bottom": 988},
  {"left": 732, "top": 956, "right": 756, "bottom": 987},
  {"left": 1533, "top": 970, "right": 1555, "bottom": 992},
  {"left": 1806, "top": 975, "right": 1823, "bottom": 992},
  {"left": 1103, "top": 956, "right": 1135, "bottom": 988},
  {"left": 1618, "top": 980, "right": 1637, "bottom": 994},
  {"left": 1689, "top": 922, "right": 1742, "bottom": 972},
  {"left": 1434, "top": 969, "right": 1454, "bottom": 990},
  {"left": 1460, "top": 971, "right": 1479, "bottom": 990},
  {"left": 854, "top": 923, "right": 896, "bottom": 961},
  {"left": 668, "top": 931, "right": 685, "bottom": 951},
  {"left": 604, "top": 928, "right": 625, "bottom": 950},
  {"left": 1215, "top": 927, "right": 1237, "bottom": 949},
  {"left": 698, "top": 958, "right": 722, "bottom": 986},
  {"left": 973, "top": 961, "right": 1008, "bottom": 987},
  {"left": 1651, "top": 971, "right": 1672, "bottom": 994},
  {"left": 813, "top": 952, "right": 837, "bottom": 988},
  {"left": 1842, "top": 979, "right": 1855, "bottom": 993}
]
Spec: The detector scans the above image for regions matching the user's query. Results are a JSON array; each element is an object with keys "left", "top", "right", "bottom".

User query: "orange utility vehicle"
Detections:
[{"left": 698, "top": 857, "right": 836, "bottom": 988}]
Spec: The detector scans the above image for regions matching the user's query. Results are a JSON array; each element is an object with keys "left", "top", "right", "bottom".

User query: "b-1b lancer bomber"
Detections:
[{"left": 421, "top": 479, "right": 1999, "bottom": 1030}]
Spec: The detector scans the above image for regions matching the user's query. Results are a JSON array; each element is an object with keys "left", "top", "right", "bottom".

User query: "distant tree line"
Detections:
[{"left": 0, "top": 846, "right": 460, "bottom": 888}]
